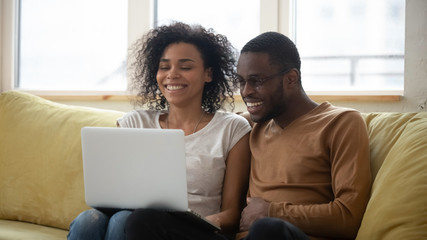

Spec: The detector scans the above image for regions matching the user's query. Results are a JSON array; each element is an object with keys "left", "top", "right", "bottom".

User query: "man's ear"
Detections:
[{"left": 285, "top": 68, "right": 300, "bottom": 85}]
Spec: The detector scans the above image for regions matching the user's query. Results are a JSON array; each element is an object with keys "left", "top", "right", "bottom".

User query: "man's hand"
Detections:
[{"left": 239, "top": 197, "right": 270, "bottom": 232}]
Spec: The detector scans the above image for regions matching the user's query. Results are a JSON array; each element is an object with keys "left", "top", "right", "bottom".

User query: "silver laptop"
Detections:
[{"left": 81, "top": 127, "right": 220, "bottom": 231}]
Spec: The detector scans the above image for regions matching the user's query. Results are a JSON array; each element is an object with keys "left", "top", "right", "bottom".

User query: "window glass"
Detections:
[
  {"left": 156, "top": 0, "right": 259, "bottom": 51},
  {"left": 295, "top": 0, "right": 405, "bottom": 91},
  {"left": 18, "top": 0, "right": 128, "bottom": 91}
]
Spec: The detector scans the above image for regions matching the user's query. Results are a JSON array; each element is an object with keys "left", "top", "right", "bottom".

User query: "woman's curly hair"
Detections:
[{"left": 128, "top": 22, "right": 238, "bottom": 113}]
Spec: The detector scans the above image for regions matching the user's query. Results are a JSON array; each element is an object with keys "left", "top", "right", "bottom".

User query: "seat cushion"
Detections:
[
  {"left": 357, "top": 112, "right": 427, "bottom": 239},
  {"left": 0, "top": 219, "right": 68, "bottom": 240},
  {"left": 0, "top": 91, "right": 124, "bottom": 230}
]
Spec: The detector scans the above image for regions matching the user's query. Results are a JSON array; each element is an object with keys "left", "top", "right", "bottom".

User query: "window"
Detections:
[
  {"left": 18, "top": 0, "right": 128, "bottom": 91},
  {"left": 156, "top": 0, "right": 259, "bottom": 51},
  {"left": 2, "top": 0, "right": 405, "bottom": 96},
  {"left": 295, "top": 0, "right": 405, "bottom": 93}
]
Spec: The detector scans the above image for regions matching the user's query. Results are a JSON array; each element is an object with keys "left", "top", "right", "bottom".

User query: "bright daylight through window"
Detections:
[
  {"left": 156, "top": 0, "right": 260, "bottom": 51},
  {"left": 18, "top": 0, "right": 128, "bottom": 91},
  {"left": 295, "top": 0, "right": 405, "bottom": 92},
  {"left": 16, "top": 0, "right": 404, "bottom": 93}
]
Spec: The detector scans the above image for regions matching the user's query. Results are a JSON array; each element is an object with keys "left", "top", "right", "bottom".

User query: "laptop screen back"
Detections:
[{"left": 81, "top": 127, "right": 188, "bottom": 211}]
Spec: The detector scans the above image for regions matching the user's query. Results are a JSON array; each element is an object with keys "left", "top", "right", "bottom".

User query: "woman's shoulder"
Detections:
[
  {"left": 128, "top": 109, "right": 166, "bottom": 116},
  {"left": 118, "top": 109, "right": 164, "bottom": 128},
  {"left": 214, "top": 111, "right": 249, "bottom": 122},
  {"left": 212, "top": 111, "right": 251, "bottom": 130}
]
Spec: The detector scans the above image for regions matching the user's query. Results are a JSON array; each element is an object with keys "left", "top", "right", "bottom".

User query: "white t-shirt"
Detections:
[{"left": 117, "top": 110, "right": 251, "bottom": 217}]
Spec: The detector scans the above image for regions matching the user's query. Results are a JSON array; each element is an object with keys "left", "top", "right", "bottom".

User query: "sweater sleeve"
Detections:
[{"left": 268, "top": 111, "right": 372, "bottom": 239}]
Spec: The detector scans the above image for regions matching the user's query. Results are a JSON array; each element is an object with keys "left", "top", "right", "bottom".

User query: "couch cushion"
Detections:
[
  {"left": 0, "top": 91, "right": 124, "bottom": 230},
  {"left": 356, "top": 112, "right": 427, "bottom": 239},
  {"left": 0, "top": 219, "right": 68, "bottom": 240}
]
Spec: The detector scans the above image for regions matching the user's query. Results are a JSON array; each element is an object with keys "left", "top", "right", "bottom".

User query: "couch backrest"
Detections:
[
  {"left": 356, "top": 112, "right": 427, "bottom": 239},
  {"left": 1, "top": 91, "right": 426, "bottom": 237},
  {"left": 0, "top": 91, "right": 124, "bottom": 230}
]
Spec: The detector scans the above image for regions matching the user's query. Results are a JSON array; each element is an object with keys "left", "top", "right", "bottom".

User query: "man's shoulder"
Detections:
[{"left": 319, "top": 102, "right": 362, "bottom": 119}]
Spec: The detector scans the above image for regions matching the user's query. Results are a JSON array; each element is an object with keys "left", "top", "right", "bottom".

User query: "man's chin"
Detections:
[
  {"left": 249, "top": 109, "right": 279, "bottom": 124},
  {"left": 249, "top": 113, "right": 269, "bottom": 124}
]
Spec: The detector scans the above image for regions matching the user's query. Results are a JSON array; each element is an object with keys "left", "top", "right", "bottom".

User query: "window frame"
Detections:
[
  {"left": 1, "top": 0, "right": 152, "bottom": 97},
  {"left": 0, "top": 0, "right": 402, "bottom": 101}
]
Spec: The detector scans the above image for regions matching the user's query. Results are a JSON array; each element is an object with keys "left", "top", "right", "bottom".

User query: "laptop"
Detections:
[{"left": 81, "top": 126, "right": 220, "bottom": 232}]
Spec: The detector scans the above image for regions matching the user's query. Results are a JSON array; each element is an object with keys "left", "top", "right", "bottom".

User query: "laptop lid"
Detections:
[{"left": 81, "top": 127, "right": 188, "bottom": 211}]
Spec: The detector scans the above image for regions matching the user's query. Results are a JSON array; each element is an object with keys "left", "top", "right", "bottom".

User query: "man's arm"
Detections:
[{"left": 267, "top": 112, "right": 372, "bottom": 238}]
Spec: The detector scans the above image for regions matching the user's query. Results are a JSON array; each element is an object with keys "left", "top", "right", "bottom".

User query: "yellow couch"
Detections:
[
  {"left": 0, "top": 90, "right": 426, "bottom": 239},
  {"left": 0, "top": 91, "right": 124, "bottom": 239}
]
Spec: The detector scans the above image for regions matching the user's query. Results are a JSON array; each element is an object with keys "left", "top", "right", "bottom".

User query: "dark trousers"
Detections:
[
  {"left": 125, "top": 209, "right": 229, "bottom": 240},
  {"left": 243, "top": 218, "right": 309, "bottom": 240}
]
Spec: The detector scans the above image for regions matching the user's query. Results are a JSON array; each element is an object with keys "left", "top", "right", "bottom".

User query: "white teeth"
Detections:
[
  {"left": 246, "top": 101, "right": 263, "bottom": 107},
  {"left": 166, "top": 85, "right": 185, "bottom": 90}
]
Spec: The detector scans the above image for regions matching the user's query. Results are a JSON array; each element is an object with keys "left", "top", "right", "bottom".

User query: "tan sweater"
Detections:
[{"left": 245, "top": 102, "right": 371, "bottom": 240}]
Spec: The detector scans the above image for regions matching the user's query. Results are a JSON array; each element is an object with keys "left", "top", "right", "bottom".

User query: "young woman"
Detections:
[{"left": 68, "top": 22, "right": 251, "bottom": 240}]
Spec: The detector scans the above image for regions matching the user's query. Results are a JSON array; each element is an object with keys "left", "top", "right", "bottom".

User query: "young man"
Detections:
[{"left": 236, "top": 32, "right": 372, "bottom": 240}]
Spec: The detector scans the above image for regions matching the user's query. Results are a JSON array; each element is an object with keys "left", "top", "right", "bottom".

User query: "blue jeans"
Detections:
[{"left": 67, "top": 209, "right": 132, "bottom": 240}]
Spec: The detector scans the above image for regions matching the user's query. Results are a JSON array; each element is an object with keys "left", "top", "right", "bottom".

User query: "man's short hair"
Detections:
[{"left": 241, "top": 32, "right": 301, "bottom": 72}]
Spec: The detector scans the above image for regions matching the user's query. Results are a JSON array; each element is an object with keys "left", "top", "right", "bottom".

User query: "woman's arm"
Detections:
[{"left": 205, "top": 132, "right": 251, "bottom": 234}]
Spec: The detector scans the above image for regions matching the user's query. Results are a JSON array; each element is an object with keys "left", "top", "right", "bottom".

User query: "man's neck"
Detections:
[{"left": 274, "top": 95, "right": 319, "bottom": 129}]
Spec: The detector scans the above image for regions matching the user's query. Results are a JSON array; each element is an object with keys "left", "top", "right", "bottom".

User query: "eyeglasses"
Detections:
[{"left": 238, "top": 68, "right": 291, "bottom": 89}]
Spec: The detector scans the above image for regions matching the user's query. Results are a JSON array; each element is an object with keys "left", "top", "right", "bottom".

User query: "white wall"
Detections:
[
  {"left": 0, "top": 0, "right": 3, "bottom": 93},
  {"left": 401, "top": 0, "right": 427, "bottom": 111}
]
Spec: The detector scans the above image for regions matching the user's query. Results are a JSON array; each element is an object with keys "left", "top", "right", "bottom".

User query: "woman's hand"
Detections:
[{"left": 205, "top": 214, "right": 221, "bottom": 228}]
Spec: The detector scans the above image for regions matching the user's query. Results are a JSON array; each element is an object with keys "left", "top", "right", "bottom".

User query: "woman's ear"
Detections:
[{"left": 205, "top": 68, "right": 213, "bottom": 83}]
